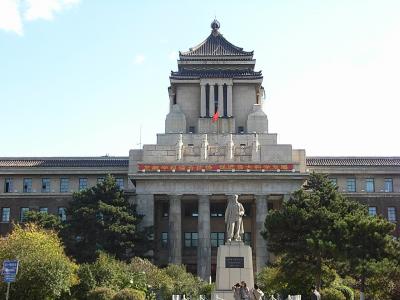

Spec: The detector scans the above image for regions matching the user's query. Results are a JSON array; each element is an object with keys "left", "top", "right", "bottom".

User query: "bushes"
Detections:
[
  {"left": 113, "top": 288, "right": 145, "bottom": 300},
  {"left": 87, "top": 287, "right": 116, "bottom": 300},
  {"left": 322, "top": 288, "right": 346, "bottom": 300},
  {"left": 336, "top": 285, "right": 354, "bottom": 300}
]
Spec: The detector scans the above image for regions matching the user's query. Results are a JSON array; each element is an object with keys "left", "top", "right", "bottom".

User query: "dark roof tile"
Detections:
[
  {"left": 306, "top": 157, "right": 400, "bottom": 167},
  {"left": 0, "top": 157, "right": 129, "bottom": 168},
  {"left": 180, "top": 32, "right": 253, "bottom": 57},
  {"left": 170, "top": 69, "right": 262, "bottom": 80}
]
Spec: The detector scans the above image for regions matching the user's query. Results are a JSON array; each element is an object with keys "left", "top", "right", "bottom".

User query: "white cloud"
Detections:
[
  {"left": 133, "top": 54, "right": 145, "bottom": 65},
  {"left": 0, "top": 0, "right": 80, "bottom": 35},
  {"left": 0, "top": 0, "right": 23, "bottom": 35}
]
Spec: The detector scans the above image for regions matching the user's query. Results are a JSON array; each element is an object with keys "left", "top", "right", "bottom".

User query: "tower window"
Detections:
[
  {"left": 223, "top": 84, "right": 227, "bottom": 117},
  {"left": 238, "top": 126, "right": 244, "bottom": 134},
  {"left": 214, "top": 83, "right": 218, "bottom": 113},
  {"left": 205, "top": 84, "right": 210, "bottom": 116},
  {"left": 189, "top": 126, "right": 195, "bottom": 133}
]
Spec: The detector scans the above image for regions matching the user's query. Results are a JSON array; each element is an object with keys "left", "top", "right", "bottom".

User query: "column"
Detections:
[
  {"left": 200, "top": 84, "right": 206, "bottom": 117},
  {"left": 197, "top": 194, "right": 211, "bottom": 280},
  {"left": 209, "top": 84, "right": 215, "bottom": 117},
  {"left": 227, "top": 84, "right": 233, "bottom": 117},
  {"left": 218, "top": 84, "right": 224, "bottom": 117},
  {"left": 255, "top": 194, "right": 268, "bottom": 273},
  {"left": 169, "top": 194, "right": 182, "bottom": 264}
]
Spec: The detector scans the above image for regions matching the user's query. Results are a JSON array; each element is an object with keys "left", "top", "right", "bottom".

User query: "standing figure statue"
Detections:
[{"left": 225, "top": 194, "right": 245, "bottom": 242}]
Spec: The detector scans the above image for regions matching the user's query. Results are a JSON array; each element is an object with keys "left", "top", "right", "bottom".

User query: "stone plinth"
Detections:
[{"left": 212, "top": 242, "right": 254, "bottom": 300}]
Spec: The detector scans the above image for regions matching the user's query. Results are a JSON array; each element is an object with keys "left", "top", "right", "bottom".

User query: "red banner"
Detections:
[{"left": 138, "top": 163, "right": 294, "bottom": 172}]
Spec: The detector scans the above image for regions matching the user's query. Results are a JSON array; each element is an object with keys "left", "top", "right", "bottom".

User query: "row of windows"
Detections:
[
  {"left": 1, "top": 207, "right": 67, "bottom": 223},
  {"left": 330, "top": 178, "right": 394, "bottom": 193},
  {"left": 161, "top": 203, "right": 253, "bottom": 218},
  {"left": 368, "top": 206, "right": 397, "bottom": 222},
  {"left": 3, "top": 177, "right": 124, "bottom": 193},
  {"left": 160, "top": 232, "right": 252, "bottom": 248}
]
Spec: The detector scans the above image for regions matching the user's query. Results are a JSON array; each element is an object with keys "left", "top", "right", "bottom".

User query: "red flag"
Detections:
[{"left": 212, "top": 111, "right": 219, "bottom": 123}]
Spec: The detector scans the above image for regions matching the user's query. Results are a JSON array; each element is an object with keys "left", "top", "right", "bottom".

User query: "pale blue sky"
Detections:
[{"left": 1, "top": 0, "right": 400, "bottom": 156}]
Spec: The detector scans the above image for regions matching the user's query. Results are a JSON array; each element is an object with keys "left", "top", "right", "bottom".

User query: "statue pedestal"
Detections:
[{"left": 211, "top": 241, "right": 254, "bottom": 300}]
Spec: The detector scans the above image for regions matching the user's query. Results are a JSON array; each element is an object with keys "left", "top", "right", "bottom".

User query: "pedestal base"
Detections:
[{"left": 212, "top": 242, "right": 254, "bottom": 300}]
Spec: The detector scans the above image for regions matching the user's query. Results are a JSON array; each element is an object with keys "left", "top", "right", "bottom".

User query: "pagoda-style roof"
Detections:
[
  {"left": 170, "top": 69, "right": 262, "bottom": 80},
  {"left": 179, "top": 20, "right": 253, "bottom": 58}
]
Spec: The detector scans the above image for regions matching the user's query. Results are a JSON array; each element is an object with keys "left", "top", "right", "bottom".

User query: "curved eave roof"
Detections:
[
  {"left": 180, "top": 32, "right": 253, "bottom": 57},
  {"left": 170, "top": 69, "right": 262, "bottom": 80},
  {"left": 306, "top": 157, "right": 400, "bottom": 167}
]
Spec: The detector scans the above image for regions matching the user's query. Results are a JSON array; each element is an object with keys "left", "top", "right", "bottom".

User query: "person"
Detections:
[
  {"left": 250, "top": 284, "right": 264, "bottom": 300},
  {"left": 232, "top": 283, "right": 241, "bottom": 300},
  {"left": 311, "top": 286, "right": 321, "bottom": 300},
  {"left": 240, "top": 281, "right": 251, "bottom": 299},
  {"left": 225, "top": 194, "right": 245, "bottom": 242}
]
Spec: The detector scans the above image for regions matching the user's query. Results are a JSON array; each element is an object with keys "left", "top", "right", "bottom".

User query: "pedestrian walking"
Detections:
[{"left": 250, "top": 284, "right": 264, "bottom": 300}]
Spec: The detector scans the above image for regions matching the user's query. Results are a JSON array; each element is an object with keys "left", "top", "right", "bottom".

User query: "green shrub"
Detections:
[
  {"left": 322, "top": 288, "right": 346, "bottom": 300},
  {"left": 336, "top": 285, "right": 354, "bottom": 300},
  {"left": 87, "top": 287, "right": 116, "bottom": 300},
  {"left": 113, "top": 288, "right": 145, "bottom": 300}
]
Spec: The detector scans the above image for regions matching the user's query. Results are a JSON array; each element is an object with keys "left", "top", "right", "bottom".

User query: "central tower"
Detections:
[{"left": 166, "top": 19, "right": 267, "bottom": 135}]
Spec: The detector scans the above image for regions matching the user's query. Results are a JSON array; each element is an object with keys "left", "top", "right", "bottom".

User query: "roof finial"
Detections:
[{"left": 211, "top": 18, "right": 220, "bottom": 35}]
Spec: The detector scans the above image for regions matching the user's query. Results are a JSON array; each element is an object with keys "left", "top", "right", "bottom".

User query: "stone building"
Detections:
[{"left": 0, "top": 20, "right": 399, "bottom": 281}]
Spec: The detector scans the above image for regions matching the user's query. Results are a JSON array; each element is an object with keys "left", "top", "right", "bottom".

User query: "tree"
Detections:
[
  {"left": 341, "top": 211, "right": 400, "bottom": 300},
  {"left": 62, "top": 175, "right": 152, "bottom": 263},
  {"left": 263, "top": 173, "right": 364, "bottom": 290},
  {"left": 0, "top": 224, "right": 77, "bottom": 300},
  {"left": 24, "top": 210, "right": 64, "bottom": 231}
]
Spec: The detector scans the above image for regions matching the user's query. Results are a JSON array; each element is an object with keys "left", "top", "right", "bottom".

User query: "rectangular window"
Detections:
[
  {"left": 368, "top": 206, "right": 377, "bottom": 217},
  {"left": 188, "top": 126, "right": 195, "bottom": 134},
  {"left": 365, "top": 178, "right": 375, "bottom": 193},
  {"left": 346, "top": 178, "right": 356, "bottom": 192},
  {"left": 41, "top": 178, "right": 50, "bottom": 193},
  {"left": 4, "top": 178, "right": 13, "bottom": 193},
  {"left": 242, "top": 203, "right": 251, "bottom": 217},
  {"left": 329, "top": 178, "right": 337, "bottom": 186},
  {"left": 162, "top": 202, "right": 169, "bottom": 218},
  {"left": 384, "top": 178, "right": 393, "bottom": 193},
  {"left": 244, "top": 232, "right": 252, "bottom": 246},
  {"left": 210, "top": 203, "right": 225, "bottom": 217},
  {"left": 60, "top": 178, "right": 69, "bottom": 193},
  {"left": 1, "top": 208, "right": 10, "bottom": 223},
  {"left": 20, "top": 207, "right": 29, "bottom": 222},
  {"left": 58, "top": 207, "right": 67, "bottom": 221},
  {"left": 115, "top": 178, "right": 124, "bottom": 190},
  {"left": 211, "top": 232, "right": 225, "bottom": 247},
  {"left": 161, "top": 232, "right": 168, "bottom": 248},
  {"left": 184, "top": 232, "right": 198, "bottom": 248},
  {"left": 39, "top": 207, "right": 48, "bottom": 213},
  {"left": 23, "top": 178, "right": 32, "bottom": 193},
  {"left": 184, "top": 203, "right": 198, "bottom": 217},
  {"left": 79, "top": 178, "right": 88, "bottom": 191},
  {"left": 388, "top": 207, "right": 397, "bottom": 222},
  {"left": 238, "top": 126, "right": 244, "bottom": 134},
  {"left": 97, "top": 177, "right": 105, "bottom": 184}
]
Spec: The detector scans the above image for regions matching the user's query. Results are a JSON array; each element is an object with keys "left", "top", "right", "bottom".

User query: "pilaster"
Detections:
[{"left": 227, "top": 84, "right": 233, "bottom": 117}]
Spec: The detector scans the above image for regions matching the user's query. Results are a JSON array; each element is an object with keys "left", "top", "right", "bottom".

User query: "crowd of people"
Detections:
[
  {"left": 232, "top": 282, "right": 321, "bottom": 300},
  {"left": 232, "top": 281, "right": 264, "bottom": 300}
]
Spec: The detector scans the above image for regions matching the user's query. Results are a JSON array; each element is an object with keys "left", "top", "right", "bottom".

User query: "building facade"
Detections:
[{"left": 0, "top": 20, "right": 399, "bottom": 281}]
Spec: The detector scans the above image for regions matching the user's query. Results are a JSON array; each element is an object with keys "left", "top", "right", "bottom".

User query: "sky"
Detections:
[{"left": 1, "top": 0, "right": 400, "bottom": 157}]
